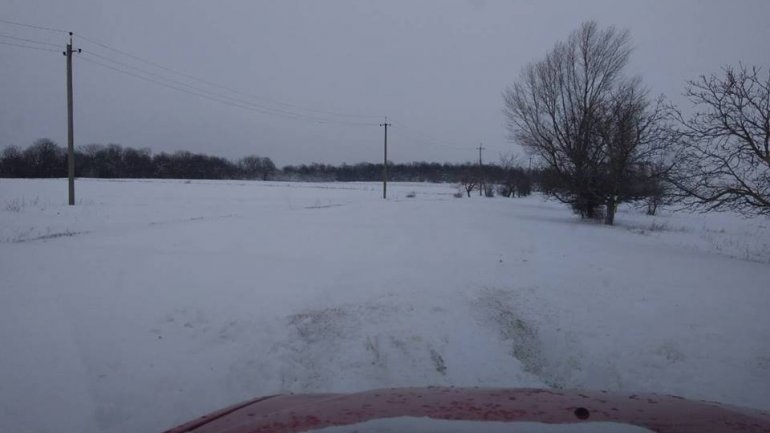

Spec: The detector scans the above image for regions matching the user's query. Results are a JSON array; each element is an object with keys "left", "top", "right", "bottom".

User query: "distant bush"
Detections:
[
  {"left": 516, "top": 175, "right": 532, "bottom": 197},
  {"left": 406, "top": 191, "right": 416, "bottom": 198},
  {"left": 497, "top": 184, "right": 511, "bottom": 197},
  {"left": 484, "top": 184, "right": 495, "bottom": 197}
]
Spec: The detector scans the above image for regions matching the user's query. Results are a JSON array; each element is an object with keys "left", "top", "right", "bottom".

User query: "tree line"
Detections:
[
  {"left": 503, "top": 21, "right": 770, "bottom": 223},
  {"left": 0, "top": 142, "right": 277, "bottom": 180},
  {"left": 0, "top": 140, "right": 537, "bottom": 186}
]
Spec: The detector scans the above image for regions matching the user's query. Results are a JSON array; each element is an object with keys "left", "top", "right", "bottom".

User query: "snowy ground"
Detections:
[{"left": 1, "top": 178, "right": 769, "bottom": 433}]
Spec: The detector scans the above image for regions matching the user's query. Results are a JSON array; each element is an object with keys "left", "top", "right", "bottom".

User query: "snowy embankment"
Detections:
[{"left": 1, "top": 178, "right": 768, "bottom": 433}]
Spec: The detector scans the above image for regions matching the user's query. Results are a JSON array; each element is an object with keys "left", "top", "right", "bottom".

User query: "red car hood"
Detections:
[{"left": 162, "top": 387, "right": 770, "bottom": 433}]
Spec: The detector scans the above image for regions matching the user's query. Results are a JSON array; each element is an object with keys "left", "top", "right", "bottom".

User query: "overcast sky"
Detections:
[{"left": 1, "top": 0, "right": 769, "bottom": 166}]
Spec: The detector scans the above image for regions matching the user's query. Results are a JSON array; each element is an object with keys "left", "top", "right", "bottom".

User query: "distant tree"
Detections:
[
  {"left": 632, "top": 161, "right": 674, "bottom": 216},
  {"left": 122, "top": 147, "right": 153, "bottom": 178},
  {"left": 23, "top": 139, "right": 65, "bottom": 177},
  {"left": 0, "top": 145, "right": 26, "bottom": 177},
  {"left": 98, "top": 144, "right": 126, "bottom": 177},
  {"left": 260, "top": 157, "right": 276, "bottom": 180},
  {"left": 483, "top": 183, "right": 495, "bottom": 197},
  {"left": 76, "top": 143, "right": 104, "bottom": 177},
  {"left": 670, "top": 65, "right": 770, "bottom": 216},
  {"left": 515, "top": 173, "right": 532, "bottom": 197},
  {"left": 460, "top": 169, "right": 479, "bottom": 197},
  {"left": 152, "top": 152, "right": 173, "bottom": 178},
  {"left": 498, "top": 153, "right": 520, "bottom": 197},
  {"left": 239, "top": 155, "right": 275, "bottom": 180}
]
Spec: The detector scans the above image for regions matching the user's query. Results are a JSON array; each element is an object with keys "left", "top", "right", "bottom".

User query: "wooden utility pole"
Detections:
[
  {"left": 380, "top": 117, "right": 391, "bottom": 199},
  {"left": 477, "top": 143, "right": 485, "bottom": 196},
  {"left": 63, "top": 32, "right": 80, "bottom": 205}
]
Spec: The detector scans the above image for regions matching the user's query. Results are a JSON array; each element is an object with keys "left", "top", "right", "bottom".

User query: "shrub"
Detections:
[{"left": 484, "top": 184, "right": 495, "bottom": 197}]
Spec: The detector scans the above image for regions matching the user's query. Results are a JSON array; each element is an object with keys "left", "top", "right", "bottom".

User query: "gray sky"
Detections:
[{"left": 1, "top": 0, "right": 769, "bottom": 167}]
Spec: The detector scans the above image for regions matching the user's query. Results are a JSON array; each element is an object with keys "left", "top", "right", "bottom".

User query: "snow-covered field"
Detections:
[{"left": 1, "top": 178, "right": 769, "bottom": 433}]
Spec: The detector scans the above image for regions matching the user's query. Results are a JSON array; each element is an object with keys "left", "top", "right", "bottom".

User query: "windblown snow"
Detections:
[{"left": 1, "top": 179, "right": 768, "bottom": 433}]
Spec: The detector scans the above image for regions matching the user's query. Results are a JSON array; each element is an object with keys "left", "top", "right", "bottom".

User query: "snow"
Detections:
[{"left": 0, "top": 178, "right": 768, "bottom": 433}]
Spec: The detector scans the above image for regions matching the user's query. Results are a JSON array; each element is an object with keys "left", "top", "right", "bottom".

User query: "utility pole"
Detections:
[
  {"left": 63, "top": 32, "right": 80, "bottom": 206},
  {"left": 380, "top": 117, "right": 391, "bottom": 199},
  {"left": 477, "top": 143, "right": 485, "bottom": 196},
  {"left": 477, "top": 143, "right": 485, "bottom": 165}
]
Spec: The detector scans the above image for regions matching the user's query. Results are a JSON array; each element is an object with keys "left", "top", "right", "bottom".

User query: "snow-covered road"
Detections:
[{"left": 1, "top": 179, "right": 768, "bottom": 433}]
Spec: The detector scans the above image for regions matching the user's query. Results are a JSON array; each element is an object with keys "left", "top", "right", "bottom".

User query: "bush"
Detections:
[
  {"left": 484, "top": 184, "right": 495, "bottom": 197},
  {"left": 497, "top": 184, "right": 513, "bottom": 197}
]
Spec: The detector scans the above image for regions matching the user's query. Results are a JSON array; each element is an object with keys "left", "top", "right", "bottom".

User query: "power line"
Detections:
[
  {"left": 77, "top": 56, "right": 295, "bottom": 115},
  {"left": 0, "top": 40, "right": 60, "bottom": 53},
  {"left": 74, "top": 33, "right": 382, "bottom": 121},
  {"left": 80, "top": 50, "right": 276, "bottom": 108},
  {"left": 390, "top": 121, "right": 461, "bottom": 148},
  {"left": 0, "top": 18, "right": 381, "bottom": 121},
  {"left": 389, "top": 123, "right": 513, "bottom": 166},
  {"left": 0, "top": 32, "right": 61, "bottom": 48},
  {"left": 2, "top": 18, "right": 506, "bottom": 164},
  {"left": 399, "top": 124, "right": 509, "bottom": 151},
  {"left": 391, "top": 120, "right": 499, "bottom": 151},
  {"left": 78, "top": 55, "right": 376, "bottom": 126},
  {"left": 0, "top": 18, "right": 68, "bottom": 34},
  {"left": 81, "top": 49, "right": 376, "bottom": 125},
  {"left": 390, "top": 128, "right": 466, "bottom": 151}
]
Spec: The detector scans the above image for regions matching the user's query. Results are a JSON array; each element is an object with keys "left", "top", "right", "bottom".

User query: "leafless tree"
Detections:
[
  {"left": 595, "top": 83, "right": 678, "bottom": 224},
  {"left": 239, "top": 155, "right": 276, "bottom": 180},
  {"left": 460, "top": 173, "right": 478, "bottom": 197},
  {"left": 503, "top": 21, "right": 674, "bottom": 224},
  {"left": 670, "top": 65, "right": 770, "bottom": 216},
  {"left": 503, "top": 21, "right": 631, "bottom": 220},
  {"left": 639, "top": 161, "right": 673, "bottom": 215},
  {"left": 498, "top": 152, "right": 520, "bottom": 197}
]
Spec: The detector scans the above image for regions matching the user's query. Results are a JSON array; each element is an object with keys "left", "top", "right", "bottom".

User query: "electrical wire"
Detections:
[
  {"left": 0, "top": 18, "right": 381, "bottom": 122},
  {"left": 74, "top": 33, "right": 382, "bottom": 120},
  {"left": 0, "top": 32, "right": 61, "bottom": 48},
  {"left": 390, "top": 120, "right": 469, "bottom": 149},
  {"left": 77, "top": 56, "right": 313, "bottom": 117},
  {"left": 79, "top": 50, "right": 376, "bottom": 125},
  {"left": 0, "top": 40, "right": 60, "bottom": 53},
  {"left": 0, "top": 18, "right": 68, "bottom": 34},
  {"left": 390, "top": 120, "right": 513, "bottom": 161},
  {"left": 78, "top": 55, "right": 377, "bottom": 126},
  {"left": 1, "top": 17, "right": 501, "bottom": 154}
]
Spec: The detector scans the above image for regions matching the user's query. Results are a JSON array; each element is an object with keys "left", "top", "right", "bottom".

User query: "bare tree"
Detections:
[
  {"left": 239, "top": 156, "right": 276, "bottom": 181},
  {"left": 460, "top": 173, "right": 478, "bottom": 197},
  {"left": 503, "top": 21, "right": 673, "bottom": 224},
  {"left": 670, "top": 65, "right": 770, "bottom": 216},
  {"left": 498, "top": 152, "right": 520, "bottom": 197},
  {"left": 503, "top": 21, "right": 631, "bottom": 221},
  {"left": 639, "top": 161, "right": 674, "bottom": 215},
  {"left": 595, "top": 83, "right": 678, "bottom": 224}
]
